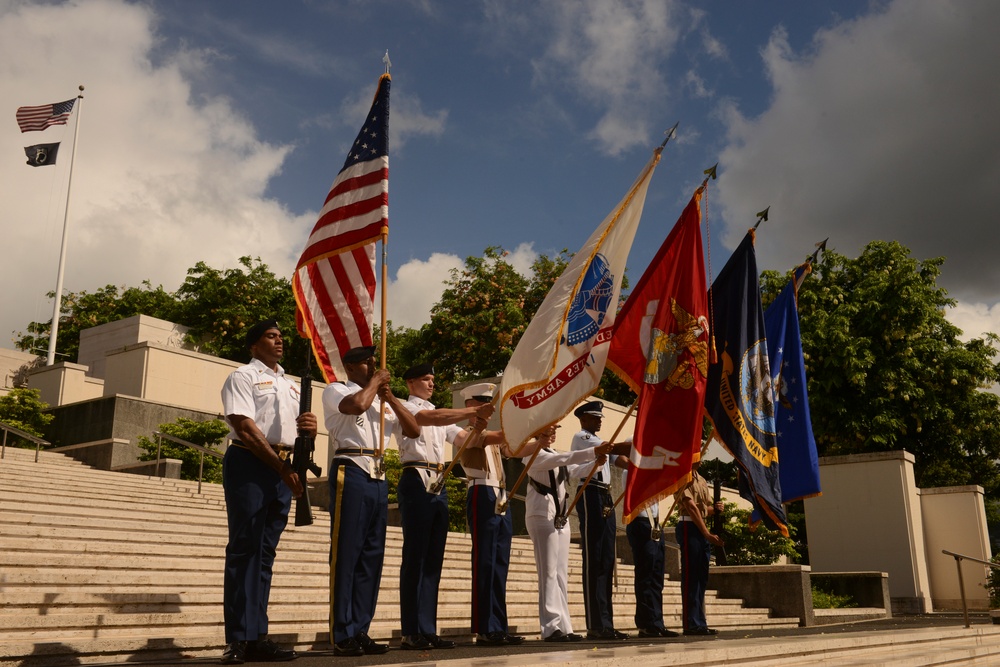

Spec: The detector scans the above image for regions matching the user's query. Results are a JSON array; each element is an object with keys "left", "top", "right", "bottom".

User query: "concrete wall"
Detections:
[
  {"left": 42, "top": 395, "right": 223, "bottom": 451},
  {"left": 29, "top": 362, "right": 104, "bottom": 406},
  {"left": 0, "top": 348, "right": 38, "bottom": 395},
  {"left": 805, "top": 451, "right": 932, "bottom": 614},
  {"left": 921, "top": 485, "right": 991, "bottom": 610},
  {"left": 78, "top": 314, "right": 191, "bottom": 379}
]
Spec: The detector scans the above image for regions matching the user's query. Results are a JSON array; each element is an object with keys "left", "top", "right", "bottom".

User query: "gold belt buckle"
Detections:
[
  {"left": 435, "top": 462, "right": 444, "bottom": 472},
  {"left": 276, "top": 448, "right": 290, "bottom": 461}
]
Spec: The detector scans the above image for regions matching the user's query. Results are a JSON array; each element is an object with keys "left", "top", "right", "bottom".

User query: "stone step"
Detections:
[{"left": 0, "top": 447, "right": 804, "bottom": 666}]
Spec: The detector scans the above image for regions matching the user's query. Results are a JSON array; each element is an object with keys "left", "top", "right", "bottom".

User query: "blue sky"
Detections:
[{"left": 2, "top": 0, "right": 998, "bottom": 352}]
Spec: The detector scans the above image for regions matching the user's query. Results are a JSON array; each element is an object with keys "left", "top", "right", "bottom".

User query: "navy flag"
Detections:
[
  {"left": 704, "top": 230, "right": 788, "bottom": 535},
  {"left": 764, "top": 264, "right": 821, "bottom": 505},
  {"left": 24, "top": 142, "right": 60, "bottom": 167}
]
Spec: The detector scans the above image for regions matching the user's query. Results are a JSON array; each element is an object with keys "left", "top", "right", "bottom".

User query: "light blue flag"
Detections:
[{"left": 763, "top": 265, "right": 821, "bottom": 503}]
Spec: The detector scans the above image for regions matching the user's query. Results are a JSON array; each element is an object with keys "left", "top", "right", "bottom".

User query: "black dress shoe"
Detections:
[
  {"left": 221, "top": 641, "right": 246, "bottom": 664},
  {"left": 423, "top": 633, "right": 456, "bottom": 649},
  {"left": 682, "top": 627, "right": 718, "bottom": 636},
  {"left": 610, "top": 629, "right": 629, "bottom": 640},
  {"left": 567, "top": 633, "right": 584, "bottom": 641},
  {"left": 400, "top": 635, "right": 432, "bottom": 650},
  {"left": 504, "top": 633, "right": 526, "bottom": 645},
  {"left": 637, "top": 627, "right": 661, "bottom": 639},
  {"left": 246, "top": 638, "right": 297, "bottom": 662},
  {"left": 544, "top": 630, "right": 571, "bottom": 642},
  {"left": 355, "top": 632, "right": 389, "bottom": 655},
  {"left": 658, "top": 627, "right": 680, "bottom": 638},
  {"left": 333, "top": 638, "right": 364, "bottom": 657},
  {"left": 476, "top": 632, "right": 507, "bottom": 646}
]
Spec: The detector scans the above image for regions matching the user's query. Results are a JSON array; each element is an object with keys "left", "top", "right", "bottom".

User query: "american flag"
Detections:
[
  {"left": 293, "top": 73, "right": 390, "bottom": 383},
  {"left": 16, "top": 99, "right": 76, "bottom": 132}
]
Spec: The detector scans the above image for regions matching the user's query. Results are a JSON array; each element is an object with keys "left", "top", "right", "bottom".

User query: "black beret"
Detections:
[
  {"left": 245, "top": 319, "right": 280, "bottom": 348},
  {"left": 402, "top": 362, "right": 435, "bottom": 380},
  {"left": 574, "top": 400, "right": 604, "bottom": 418},
  {"left": 342, "top": 346, "right": 377, "bottom": 364}
]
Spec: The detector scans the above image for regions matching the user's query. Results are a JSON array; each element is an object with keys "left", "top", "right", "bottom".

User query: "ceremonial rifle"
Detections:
[{"left": 292, "top": 362, "right": 322, "bottom": 527}]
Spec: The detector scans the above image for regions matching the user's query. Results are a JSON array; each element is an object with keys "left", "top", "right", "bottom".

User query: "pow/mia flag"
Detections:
[{"left": 24, "top": 142, "right": 60, "bottom": 167}]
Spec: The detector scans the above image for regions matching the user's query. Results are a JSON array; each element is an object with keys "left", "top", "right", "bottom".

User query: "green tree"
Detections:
[
  {"left": 760, "top": 241, "right": 1000, "bottom": 495},
  {"left": 15, "top": 281, "right": 177, "bottom": 363},
  {"left": 136, "top": 417, "right": 229, "bottom": 483},
  {"left": 0, "top": 388, "right": 54, "bottom": 441},
  {"left": 418, "top": 247, "right": 531, "bottom": 405},
  {"left": 715, "top": 502, "right": 800, "bottom": 565},
  {"left": 174, "top": 256, "right": 311, "bottom": 373}
]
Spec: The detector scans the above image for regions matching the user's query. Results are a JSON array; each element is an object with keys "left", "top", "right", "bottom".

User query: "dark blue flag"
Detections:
[
  {"left": 704, "top": 231, "right": 788, "bottom": 535},
  {"left": 764, "top": 264, "right": 821, "bottom": 505},
  {"left": 24, "top": 142, "right": 60, "bottom": 167}
]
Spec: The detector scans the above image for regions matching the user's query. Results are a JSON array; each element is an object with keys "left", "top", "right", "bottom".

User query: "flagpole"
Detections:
[
  {"left": 46, "top": 85, "right": 84, "bottom": 366},
  {"left": 561, "top": 397, "right": 638, "bottom": 524},
  {"left": 498, "top": 435, "right": 545, "bottom": 515},
  {"left": 375, "top": 53, "right": 392, "bottom": 476},
  {"left": 428, "top": 394, "right": 499, "bottom": 494}
]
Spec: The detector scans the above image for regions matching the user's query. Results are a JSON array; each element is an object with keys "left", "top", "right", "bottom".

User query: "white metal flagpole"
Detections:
[{"left": 46, "top": 85, "right": 84, "bottom": 366}]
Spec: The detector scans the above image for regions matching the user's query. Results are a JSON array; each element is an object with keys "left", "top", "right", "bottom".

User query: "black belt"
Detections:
[
  {"left": 402, "top": 460, "right": 445, "bottom": 472},
  {"left": 231, "top": 439, "right": 293, "bottom": 460},
  {"left": 587, "top": 480, "right": 610, "bottom": 491},
  {"left": 335, "top": 447, "right": 377, "bottom": 457}
]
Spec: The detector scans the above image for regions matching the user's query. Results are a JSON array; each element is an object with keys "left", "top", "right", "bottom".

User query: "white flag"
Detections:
[{"left": 497, "top": 148, "right": 663, "bottom": 453}]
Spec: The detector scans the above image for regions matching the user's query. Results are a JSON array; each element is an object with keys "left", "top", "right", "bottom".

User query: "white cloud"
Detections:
[
  {"left": 529, "top": 0, "right": 683, "bottom": 156},
  {"left": 714, "top": 0, "right": 1000, "bottom": 307},
  {"left": 947, "top": 301, "right": 1000, "bottom": 342},
  {"left": 379, "top": 252, "right": 463, "bottom": 329},
  {"left": 506, "top": 242, "right": 540, "bottom": 277},
  {"left": 0, "top": 0, "right": 309, "bottom": 346}
]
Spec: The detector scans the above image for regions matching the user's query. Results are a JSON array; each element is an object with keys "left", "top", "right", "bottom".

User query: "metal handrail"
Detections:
[
  {"left": 0, "top": 421, "right": 50, "bottom": 463},
  {"left": 152, "top": 431, "right": 224, "bottom": 494},
  {"left": 942, "top": 548, "right": 999, "bottom": 628}
]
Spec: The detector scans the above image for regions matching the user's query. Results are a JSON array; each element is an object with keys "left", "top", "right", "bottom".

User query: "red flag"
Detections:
[
  {"left": 293, "top": 74, "right": 389, "bottom": 382},
  {"left": 607, "top": 185, "right": 709, "bottom": 520}
]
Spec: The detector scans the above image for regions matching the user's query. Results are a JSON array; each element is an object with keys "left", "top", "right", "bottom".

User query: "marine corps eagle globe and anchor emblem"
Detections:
[{"left": 643, "top": 298, "right": 709, "bottom": 391}]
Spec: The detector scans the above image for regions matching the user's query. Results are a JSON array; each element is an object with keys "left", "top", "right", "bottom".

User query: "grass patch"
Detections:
[{"left": 812, "top": 587, "right": 858, "bottom": 609}]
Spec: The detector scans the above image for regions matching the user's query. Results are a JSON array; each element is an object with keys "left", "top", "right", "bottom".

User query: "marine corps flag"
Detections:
[
  {"left": 497, "top": 147, "right": 664, "bottom": 454},
  {"left": 607, "top": 185, "right": 709, "bottom": 521},
  {"left": 704, "top": 230, "right": 788, "bottom": 535},
  {"left": 764, "top": 263, "right": 821, "bottom": 504}
]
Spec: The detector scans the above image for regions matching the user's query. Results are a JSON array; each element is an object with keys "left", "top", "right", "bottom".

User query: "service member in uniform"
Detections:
[
  {"left": 323, "top": 346, "right": 420, "bottom": 657},
  {"left": 570, "top": 400, "right": 629, "bottom": 640},
  {"left": 673, "top": 460, "right": 724, "bottom": 636},
  {"left": 522, "top": 427, "right": 614, "bottom": 642},
  {"left": 622, "top": 464, "right": 680, "bottom": 639},
  {"left": 458, "top": 382, "right": 525, "bottom": 647},
  {"left": 397, "top": 363, "right": 495, "bottom": 651},
  {"left": 220, "top": 319, "right": 316, "bottom": 664}
]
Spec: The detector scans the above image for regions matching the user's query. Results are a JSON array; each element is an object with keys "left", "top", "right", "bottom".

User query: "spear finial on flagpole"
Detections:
[
  {"left": 658, "top": 121, "right": 679, "bottom": 149},
  {"left": 702, "top": 162, "right": 718, "bottom": 186},
  {"left": 383, "top": 50, "right": 391, "bottom": 74},
  {"left": 808, "top": 238, "right": 829, "bottom": 265},
  {"left": 753, "top": 206, "right": 770, "bottom": 230}
]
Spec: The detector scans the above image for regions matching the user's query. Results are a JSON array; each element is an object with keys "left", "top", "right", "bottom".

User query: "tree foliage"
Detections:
[
  {"left": 0, "top": 388, "right": 54, "bottom": 440},
  {"left": 760, "top": 241, "right": 1000, "bottom": 494},
  {"left": 136, "top": 417, "right": 229, "bottom": 484},
  {"left": 15, "top": 281, "right": 177, "bottom": 363}
]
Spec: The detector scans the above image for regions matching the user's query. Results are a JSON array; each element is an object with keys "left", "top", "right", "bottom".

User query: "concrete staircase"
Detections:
[{"left": 0, "top": 447, "right": 798, "bottom": 665}]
